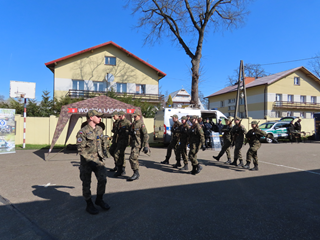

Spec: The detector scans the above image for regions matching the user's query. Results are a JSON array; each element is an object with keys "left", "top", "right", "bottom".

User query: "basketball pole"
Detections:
[{"left": 23, "top": 97, "right": 27, "bottom": 149}]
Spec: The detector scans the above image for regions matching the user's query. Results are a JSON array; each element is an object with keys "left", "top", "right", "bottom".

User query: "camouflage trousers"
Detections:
[
  {"left": 234, "top": 141, "right": 243, "bottom": 161},
  {"left": 79, "top": 156, "right": 107, "bottom": 200},
  {"left": 165, "top": 139, "right": 179, "bottom": 161},
  {"left": 188, "top": 142, "right": 201, "bottom": 166},
  {"left": 176, "top": 141, "right": 188, "bottom": 164},
  {"left": 114, "top": 140, "right": 127, "bottom": 168},
  {"left": 217, "top": 139, "right": 231, "bottom": 159},
  {"left": 129, "top": 146, "right": 140, "bottom": 171},
  {"left": 246, "top": 143, "right": 261, "bottom": 165}
]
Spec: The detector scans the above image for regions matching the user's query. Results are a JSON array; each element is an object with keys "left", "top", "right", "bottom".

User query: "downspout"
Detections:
[{"left": 264, "top": 84, "right": 267, "bottom": 118}]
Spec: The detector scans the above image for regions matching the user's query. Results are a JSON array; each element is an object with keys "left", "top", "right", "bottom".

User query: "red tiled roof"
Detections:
[
  {"left": 205, "top": 66, "right": 320, "bottom": 98},
  {"left": 45, "top": 41, "right": 166, "bottom": 79}
]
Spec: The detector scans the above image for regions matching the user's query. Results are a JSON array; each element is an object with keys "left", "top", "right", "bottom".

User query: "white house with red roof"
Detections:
[
  {"left": 45, "top": 41, "right": 166, "bottom": 104},
  {"left": 205, "top": 66, "right": 320, "bottom": 119}
]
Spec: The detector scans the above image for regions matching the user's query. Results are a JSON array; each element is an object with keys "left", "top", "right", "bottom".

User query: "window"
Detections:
[
  {"left": 294, "top": 77, "right": 300, "bottom": 85},
  {"left": 105, "top": 56, "right": 116, "bottom": 65},
  {"left": 300, "top": 112, "right": 306, "bottom": 118},
  {"left": 300, "top": 95, "right": 306, "bottom": 103},
  {"left": 275, "top": 111, "right": 281, "bottom": 118},
  {"left": 311, "top": 112, "right": 314, "bottom": 118},
  {"left": 287, "top": 95, "right": 293, "bottom": 102},
  {"left": 228, "top": 98, "right": 235, "bottom": 104},
  {"left": 311, "top": 96, "right": 317, "bottom": 104},
  {"left": 276, "top": 94, "right": 282, "bottom": 101},
  {"left": 287, "top": 111, "right": 293, "bottom": 117},
  {"left": 136, "top": 84, "right": 146, "bottom": 94},
  {"left": 116, "top": 83, "right": 127, "bottom": 93},
  {"left": 93, "top": 81, "right": 104, "bottom": 92},
  {"left": 72, "top": 80, "right": 84, "bottom": 90},
  {"left": 220, "top": 101, "right": 224, "bottom": 107},
  {"left": 228, "top": 106, "right": 235, "bottom": 111}
]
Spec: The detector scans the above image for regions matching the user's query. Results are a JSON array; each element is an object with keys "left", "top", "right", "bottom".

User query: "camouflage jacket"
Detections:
[
  {"left": 189, "top": 123, "right": 205, "bottom": 145},
  {"left": 117, "top": 118, "right": 131, "bottom": 143},
  {"left": 76, "top": 124, "right": 107, "bottom": 164},
  {"left": 171, "top": 120, "right": 182, "bottom": 141},
  {"left": 231, "top": 124, "right": 247, "bottom": 143},
  {"left": 111, "top": 119, "right": 119, "bottom": 144},
  {"left": 130, "top": 119, "right": 149, "bottom": 148},
  {"left": 246, "top": 128, "right": 267, "bottom": 146},
  {"left": 179, "top": 123, "right": 190, "bottom": 143},
  {"left": 221, "top": 124, "right": 233, "bottom": 141}
]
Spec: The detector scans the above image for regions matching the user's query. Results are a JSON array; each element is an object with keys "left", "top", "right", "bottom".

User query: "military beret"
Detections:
[
  {"left": 112, "top": 111, "right": 119, "bottom": 116},
  {"left": 251, "top": 121, "right": 258, "bottom": 125},
  {"left": 87, "top": 110, "right": 103, "bottom": 118},
  {"left": 190, "top": 115, "right": 198, "bottom": 120},
  {"left": 118, "top": 111, "right": 126, "bottom": 115},
  {"left": 181, "top": 116, "right": 187, "bottom": 120},
  {"left": 171, "top": 114, "right": 178, "bottom": 118}
]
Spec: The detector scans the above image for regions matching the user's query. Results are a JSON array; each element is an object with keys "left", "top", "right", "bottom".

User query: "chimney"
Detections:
[{"left": 244, "top": 77, "right": 255, "bottom": 85}]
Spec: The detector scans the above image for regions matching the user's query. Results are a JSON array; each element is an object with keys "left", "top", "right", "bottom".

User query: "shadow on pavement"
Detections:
[{"left": 1, "top": 168, "right": 320, "bottom": 240}]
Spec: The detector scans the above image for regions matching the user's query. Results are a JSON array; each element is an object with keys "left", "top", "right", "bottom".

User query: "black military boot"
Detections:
[
  {"left": 127, "top": 170, "right": 140, "bottom": 181},
  {"left": 243, "top": 161, "right": 250, "bottom": 169},
  {"left": 173, "top": 161, "right": 181, "bottom": 168},
  {"left": 230, "top": 159, "right": 238, "bottom": 166},
  {"left": 190, "top": 165, "right": 197, "bottom": 175},
  {"left": 180, "top": 163, "right": 188, "bottom": 170},
  {"left": 212, "top": 155, "right": 220, "bottom": 161},
  {"left": 238, "top": 160, "right": 244, "bottom": 168},
  {"left": 225, "top": 158, "right": 231, "bottom": 164},
  {"left": 95, "top": 195, "right": 110, "bottom": 210},
  {"left": 161, "top": 159, "right": 169, "bottom": 164},
  {"left": 86, "top": 198, "right": 99, "bottom": 215},
  {"left": 250, "top": 164, "right": 259, "bottom": 171},
  {"left": 194, "top": 164, "right": 203, "bottom": 175},
  {"left": 109, "top": 165, "right": 118, "bottom": 172},
  {"left": 114, "top": 167, "right": 126, "bottom": 177}
]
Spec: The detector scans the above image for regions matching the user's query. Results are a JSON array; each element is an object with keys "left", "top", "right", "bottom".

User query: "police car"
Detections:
[{"left": 259, "top": 121, "right": 291, "bottom": 143}]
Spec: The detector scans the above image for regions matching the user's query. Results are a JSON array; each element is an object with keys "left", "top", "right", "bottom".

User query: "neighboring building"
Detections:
[
  {"left": 165, "top": 88, "right": 205, "bottom": 109},
  {"left": 45, "top": 41, "right": 166, "bottom": 104},
  {"left": 205, "top": 66, "right": 320, "bottom": 119}
]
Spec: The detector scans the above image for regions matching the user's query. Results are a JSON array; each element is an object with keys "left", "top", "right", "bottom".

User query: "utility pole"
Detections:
[{"left": 234, "top": 60, "right": 248, "bottom": 118}]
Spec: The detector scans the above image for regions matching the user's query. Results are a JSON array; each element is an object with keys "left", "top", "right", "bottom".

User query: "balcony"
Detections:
[
  {"left": 273, "top": 101, "right": 320, "bottom": 110},
  {"left": 66, "top": 89, "right": 164, "bottom": 103}
]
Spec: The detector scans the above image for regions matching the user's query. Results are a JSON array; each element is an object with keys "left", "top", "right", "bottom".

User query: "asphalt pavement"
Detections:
[{"left": 0, "top": 141, "right": 320, "bottom": 240}]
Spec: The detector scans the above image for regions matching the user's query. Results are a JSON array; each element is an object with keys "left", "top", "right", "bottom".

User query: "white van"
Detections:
[{"left": 154, "top": 108, "right": 227, "bottom": 144}]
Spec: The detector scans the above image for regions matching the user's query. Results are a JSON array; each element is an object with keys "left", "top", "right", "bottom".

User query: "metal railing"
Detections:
[
  {"left": 273, "top": 101, "right": 320, "bottom": 110},
  {"left": 66, "top": 89, "right": 164, "bottom": 103}
]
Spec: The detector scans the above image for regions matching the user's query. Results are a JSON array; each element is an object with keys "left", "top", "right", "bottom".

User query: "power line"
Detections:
[{"left": 260, "top": 56, "right": 320, "bottom": 66}]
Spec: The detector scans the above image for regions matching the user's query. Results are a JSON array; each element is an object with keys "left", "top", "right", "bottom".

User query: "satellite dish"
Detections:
[{"left": 105, "top": 73, "right": 114, "bottom": 82}]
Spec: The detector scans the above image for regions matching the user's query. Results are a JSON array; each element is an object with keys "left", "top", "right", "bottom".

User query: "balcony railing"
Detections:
[
  {"left": 66, "top": 89, "right": 163, "bottom": 103},
  {"left": 273, "top": 101, "right": 320, "bottom": 110}
]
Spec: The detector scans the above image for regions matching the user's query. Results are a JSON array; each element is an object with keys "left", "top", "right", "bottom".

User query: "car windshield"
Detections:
[
  {"left": 259, "top": 123, "right": 274, "bottom": 129},
  {"left": 280, "top": 117, "right": 295, "bottom": 122}
]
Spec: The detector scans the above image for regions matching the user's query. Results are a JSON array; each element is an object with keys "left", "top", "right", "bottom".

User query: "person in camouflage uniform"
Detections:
[
  {"left": 76, "top": 110, "right": 110, "bottom": 215},
  {"left": 161, "top": 114, "right": 182, "bottom": 164},
  {"left": 243, "top": 121, "right": 267, "bottom": 171},
  {"left": 188, "top": 115, "right": 206, "bottom": 175},
  {"left": 175, "top": 116, "right": 190, "bottom": 170},
  {"left": 127, "top": 110, "right": 149, "bottom": 181},
  {"left": 213, "top": 117, "right": 233, "bottom": 164},
  {"left": 109, "top": 111, "right": 120, "bottom": 172},
  {"left": 230, "top": 117, "right": 247, "bottom": 167},
  {"left": 114, "top": 111, "right": 131, "bottom": 177},
  {"left": 97, "top": 122, "right": 111, "bottom": 159}
]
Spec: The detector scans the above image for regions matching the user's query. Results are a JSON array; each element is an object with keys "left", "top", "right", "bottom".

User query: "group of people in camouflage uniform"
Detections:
[
  {"left": 76, "top": 109, "right": 149, "bottom": 214},
  {"left": 213, "top": 117, "right": 267, "bottom": 171},
  {"left": 161, "top": 114, "right": 206, "bottom": 175}
]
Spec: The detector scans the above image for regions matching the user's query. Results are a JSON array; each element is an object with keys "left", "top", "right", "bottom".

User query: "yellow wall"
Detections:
[{"left": 14, "top": 115, "right": 155, "bottom": 145}]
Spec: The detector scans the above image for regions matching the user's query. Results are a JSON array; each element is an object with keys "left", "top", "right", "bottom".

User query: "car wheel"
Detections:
[{"left": 266, "top": 134, "right": 274, "bottom": 143}]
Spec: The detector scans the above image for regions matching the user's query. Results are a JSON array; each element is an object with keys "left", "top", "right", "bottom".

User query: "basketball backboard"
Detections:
[{"left": 10, "top": 81, "right": 36, "bottom": 99}]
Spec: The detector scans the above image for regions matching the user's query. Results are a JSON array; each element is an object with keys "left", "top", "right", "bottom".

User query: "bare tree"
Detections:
[
  {"left": 309, "top": 53, "right": 320, "bottom": 78},
  {"left": 127, "top": 0, "right": 251, "bottom": 107},
  {"left": 227, "top": 63, "right": 268, "bottom": 86}
]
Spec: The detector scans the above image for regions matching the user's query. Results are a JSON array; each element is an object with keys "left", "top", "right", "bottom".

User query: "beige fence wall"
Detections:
[
  {"left": 15, "top": 115, "right": 155, "bottom": 145},
  {"left": 14, "top": 115, "right": 315, "bottom": 145}
]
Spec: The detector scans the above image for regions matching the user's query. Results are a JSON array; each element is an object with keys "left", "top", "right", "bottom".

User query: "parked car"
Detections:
[
  {"left": 259, "top": 121, "right": 291, "bottom": 143},
  {"left": 279, "top": 116, "right": 298, "bottom": 122}
]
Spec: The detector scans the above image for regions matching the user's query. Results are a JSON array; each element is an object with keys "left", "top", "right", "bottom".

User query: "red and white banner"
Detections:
[
  {"left": 68, "top": 108, "right": 78, "bottom": 113},
  {"left": 127, "top": 109, "right": 135, "bottom": 114}
]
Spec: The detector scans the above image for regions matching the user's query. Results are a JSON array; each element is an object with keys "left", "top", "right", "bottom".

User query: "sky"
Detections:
[{"left": 0, "top": 0, "right": 320, "bottom": 102}]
